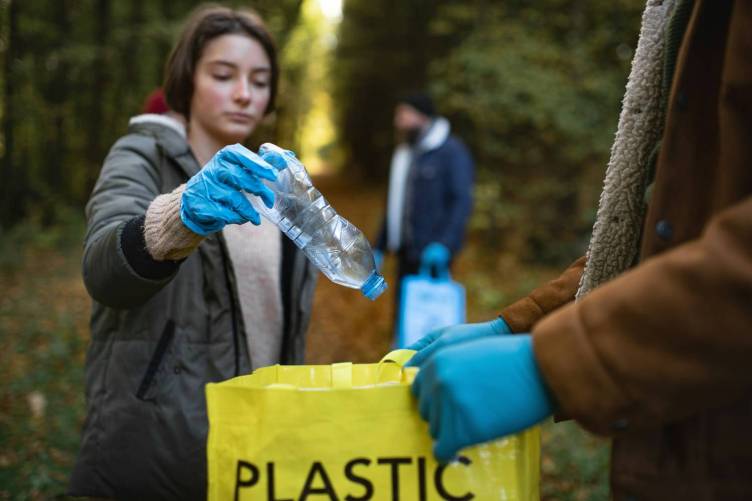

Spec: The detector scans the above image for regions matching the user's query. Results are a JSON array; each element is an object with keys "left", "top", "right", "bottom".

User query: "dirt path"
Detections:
[{"left": 305, "top": 175, "right": 395, "bottom": 363}]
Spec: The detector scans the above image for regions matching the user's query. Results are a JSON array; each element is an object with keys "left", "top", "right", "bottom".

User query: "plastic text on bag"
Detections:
[{"left": 234, "top": 455, "right": 476, "bottom": 501}]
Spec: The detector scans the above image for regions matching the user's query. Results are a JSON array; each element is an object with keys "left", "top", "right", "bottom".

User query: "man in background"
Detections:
[{"left": 374, "top": 93, "right": 474, "bottom": 308}]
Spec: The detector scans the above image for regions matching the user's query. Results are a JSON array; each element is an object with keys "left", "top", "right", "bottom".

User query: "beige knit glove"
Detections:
[{"left": 144, "top": 184, "right": 204, "bottom": 261}]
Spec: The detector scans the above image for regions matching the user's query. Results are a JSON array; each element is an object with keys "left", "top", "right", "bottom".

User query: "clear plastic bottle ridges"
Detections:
[{"left": 246, "top": 143, "right": 387, "bottom": 300}]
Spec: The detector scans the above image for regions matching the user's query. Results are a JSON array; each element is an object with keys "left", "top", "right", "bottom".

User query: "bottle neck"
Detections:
[{"left": 361, "top": 271, "right": 387, "bottom": 301}]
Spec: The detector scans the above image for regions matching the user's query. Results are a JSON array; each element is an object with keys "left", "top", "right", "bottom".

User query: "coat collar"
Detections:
[
  {"left": 576, "top": 0, "right": 677, "bottom": 299},
  {"left": 414, "top": 117, "right": 451, "bottom": 154},
  {"left": 127, "top": 114, "right": 200, "bottom": 179}
]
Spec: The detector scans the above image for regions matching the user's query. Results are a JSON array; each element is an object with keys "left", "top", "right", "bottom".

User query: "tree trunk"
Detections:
[
  {"left": 42, "top": 0, "right": 71, "bottom": 223},
  {"left": 156, "top": 0, "right": 175, "bottom": 85},
  {"left": 275, "top": 0, "right": 305, "bottom": 48},
  {"left": 1, "top": 0, "right": 20, "bottom": 228},
  {"left": 120, "top": 0, "right": 143, "bottom": 113},
  {"left": 85, "top": 0, "right": 110, "bottom": 193}
]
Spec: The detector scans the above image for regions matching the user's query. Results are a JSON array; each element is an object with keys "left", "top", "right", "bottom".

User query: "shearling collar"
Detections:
[{"left": 577, "top": 0, "right": 677, "bottom": 299}]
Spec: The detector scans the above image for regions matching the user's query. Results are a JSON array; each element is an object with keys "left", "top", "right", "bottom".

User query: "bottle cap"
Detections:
[{"left": 361, "top": 271, "right": 387, "bottom": 301}]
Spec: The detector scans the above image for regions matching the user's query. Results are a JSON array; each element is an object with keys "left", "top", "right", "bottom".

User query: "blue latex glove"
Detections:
[
  {"left": 420, "top": 242, "right": 450, "bottom": 270},
  {"left": 373, "top": 249, "right": 384, "bottom": 272},
  {"left": 411, "top": 335, "right": 554, "bottom": 462},
  {"left": 258, "top": 143, "right": 298, "bottom": 171},
  {"left": 406, "top": 317, "right": 511, "bottom": 367},
  {"left": 181, "top": 144, "right": 279, "bottom": 236}
]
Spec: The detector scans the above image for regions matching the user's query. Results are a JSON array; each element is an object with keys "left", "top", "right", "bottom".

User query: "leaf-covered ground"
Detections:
[{"left": 0, "top": 177, "right": 609, "bottom": 500}]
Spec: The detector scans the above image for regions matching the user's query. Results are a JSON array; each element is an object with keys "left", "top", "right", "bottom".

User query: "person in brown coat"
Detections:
[{"left": 408, "top": 0, "right": 752, "bottom": 499}]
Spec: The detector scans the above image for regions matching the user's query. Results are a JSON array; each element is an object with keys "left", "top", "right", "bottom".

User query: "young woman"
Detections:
[{"left": 68, "top": 6, "right": 316, "bottom": 499}]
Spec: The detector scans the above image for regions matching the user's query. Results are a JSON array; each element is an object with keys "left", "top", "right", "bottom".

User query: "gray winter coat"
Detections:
[{"left": 68, "top": 118, "right": 317, "bottom": 499}]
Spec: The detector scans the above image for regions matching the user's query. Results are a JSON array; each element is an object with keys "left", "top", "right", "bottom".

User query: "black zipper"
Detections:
[
  {"left": 136, "top": 319, "right": 176, "bottom": 401},
  {"left": 217, "top": 234, "right": 242, "bottom": 376}
]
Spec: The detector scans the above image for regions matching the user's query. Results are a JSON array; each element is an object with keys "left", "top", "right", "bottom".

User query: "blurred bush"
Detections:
[
  {"left": 334, "top": 0, "right": 643, "bottom": 265},
  {"left": 0, "top": 0, "right": 307, "bottom": 230},
  {"left": 0, "top": 205, "right": 85, "bottom": 273},
  {"left": 430, "top": 2, "right": 641, "bottom": 264}
]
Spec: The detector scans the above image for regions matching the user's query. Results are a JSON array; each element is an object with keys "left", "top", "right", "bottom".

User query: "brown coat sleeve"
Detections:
[
  {"left": 532, "top": 196, "right": 752, "bottom": 435},
  {"left": 499, "top": 256, "right": 586, "bottom": 332}
]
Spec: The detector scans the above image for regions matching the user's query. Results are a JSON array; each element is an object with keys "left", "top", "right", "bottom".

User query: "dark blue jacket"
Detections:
[{"left": 377, "top": 135, "right": 474, "bottom": 264}]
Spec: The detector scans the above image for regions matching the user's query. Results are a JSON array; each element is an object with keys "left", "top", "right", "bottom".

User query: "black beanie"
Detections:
[{"left": 399, "top": 92, "right": 436, "bottom": 117}]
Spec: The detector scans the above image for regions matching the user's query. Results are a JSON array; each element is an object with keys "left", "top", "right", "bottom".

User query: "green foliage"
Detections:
[
  {"left": 0, "top": 212, "right": 611, "bottom": 499},
  {"left": 332, "top": 0, "right": 441, "bottom": 180},
  {"left": 333, "top": 0, "right": 643, "bottom": 264},
  {"left": 541, "top": 420, "right": 611, "bottom": 500},
  {"left": 0, "top": 205, "right": 84, "bottom": 273},
  {"left": 267, "top": 0, "right": 328, "bottom": 152},
  {"left": 428, "top": 1, "right": 643, "bottom": 264},
  {"left": 0, "top": 213, "right": 88, "bottom": 499},
  {"left": 0, "top": 317, "right": 86, "bottom": 499},
  {"left": 0, "top": 0, "right": 305, "bottom": 230}
]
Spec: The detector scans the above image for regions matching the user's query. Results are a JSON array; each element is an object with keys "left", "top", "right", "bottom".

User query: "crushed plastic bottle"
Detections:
[{"left": 245, "top": 143, "right": 387, "bottom": 300}]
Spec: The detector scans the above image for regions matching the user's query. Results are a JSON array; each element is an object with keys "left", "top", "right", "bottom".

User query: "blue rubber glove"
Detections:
[
  {"left": 411, "top": 335, "right": 554, "bottom": 462},
  {"left": 181, "top": 144, "right": 279, "bottom": 236},
  {"left": 420, "top": 242, "right": 450, "bottom": 270},
  {"left": 258, "top": 143, "right": 298, "bottom": 171},
  {"left": 406, "top": 317, "right": 511, "bottom": 367}
]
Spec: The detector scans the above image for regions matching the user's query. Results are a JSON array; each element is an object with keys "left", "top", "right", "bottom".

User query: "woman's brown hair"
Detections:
[{"left": 163, "top": 4, "right": 278, "bottom": 117}]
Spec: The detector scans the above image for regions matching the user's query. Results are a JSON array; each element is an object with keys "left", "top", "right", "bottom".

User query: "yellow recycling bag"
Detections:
[{"left": 206, "top": 350, "right": 540, "bottom": 500}]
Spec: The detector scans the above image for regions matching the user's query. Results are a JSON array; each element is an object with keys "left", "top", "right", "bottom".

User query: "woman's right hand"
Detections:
[{"left": 180, "top": 143, "right": 278, "bottom": 236}]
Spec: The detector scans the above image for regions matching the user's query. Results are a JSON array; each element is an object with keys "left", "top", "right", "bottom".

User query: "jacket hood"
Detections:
[
  {"left": 127, "top": 113, "right": 198, "bottom": 178},
  {"left": 129, "top": 113, "right": 186, "bottom": 139}
]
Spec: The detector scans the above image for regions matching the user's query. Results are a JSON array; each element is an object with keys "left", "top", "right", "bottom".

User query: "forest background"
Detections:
[{"left": 0, "top": 0, "right": 644, "bottom": 498}]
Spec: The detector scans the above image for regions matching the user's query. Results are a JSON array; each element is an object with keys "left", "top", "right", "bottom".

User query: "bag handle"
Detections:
[
  {"left": 376, "top": 349, "right": 416, "bottom": 383},
  {"left": 328, "top": 351, "right": 416, "bottom": 388},
  {"left": 378, "top": 349, "right": 416, "bottom": 367},
  {"left": 331, "top": 362, "right": 353, "bottom": 388}
]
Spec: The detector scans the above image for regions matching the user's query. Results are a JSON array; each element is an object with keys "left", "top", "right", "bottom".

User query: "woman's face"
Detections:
[{"left": 190, "top": 33, "right": 271, "bottom": 145}]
